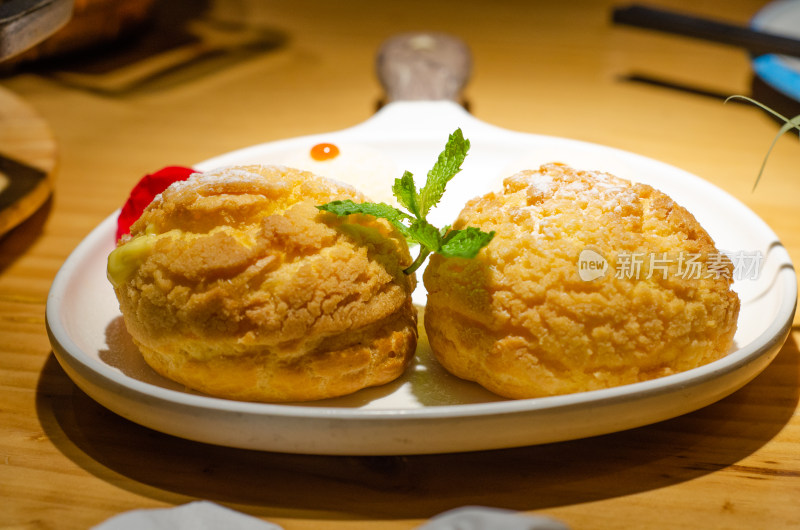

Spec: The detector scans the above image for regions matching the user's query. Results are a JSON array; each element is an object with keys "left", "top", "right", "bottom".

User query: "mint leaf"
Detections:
[
  {"left": 408, "top": 218, "right": 442, "bottom": 253},
  {"left": 316, "top": 129, "right": 492, "bottom": 276},
  {"left": 316, "top": 199, "right": 407, "bottom": 220},
  {"left": 392, "top": 171, "right": 420, "bottom": 217},
  {"left": 317, "top": 200, "right": 411, "bottom": 236},
  {"left": 418, "top": 128, "right": 470, "bottom": 217},
  {"left": 440, "top": 227, "right": 495, "bottom": 258}
]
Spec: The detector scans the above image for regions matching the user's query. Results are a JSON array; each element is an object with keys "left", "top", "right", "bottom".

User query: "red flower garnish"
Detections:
[{"left": 116, "top": 166, "right": 195, "bottom": 242}]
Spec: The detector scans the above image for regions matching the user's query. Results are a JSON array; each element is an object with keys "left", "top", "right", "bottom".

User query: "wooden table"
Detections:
[{"left": 2, "top": 0, "right": 799, "bottom": 528}]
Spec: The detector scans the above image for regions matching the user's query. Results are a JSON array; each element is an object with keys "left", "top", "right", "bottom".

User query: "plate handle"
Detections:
[{"left": 376, "top": 32, "right": 471, "bottom": 102}]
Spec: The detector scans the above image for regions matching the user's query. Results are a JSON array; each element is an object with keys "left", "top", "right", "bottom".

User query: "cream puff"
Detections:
[
  {"left": 108, "top": 165, "right": 417, "bottom": 402},
  {"left": 423, "top": 163, "right": 740, "bottom": 398}
]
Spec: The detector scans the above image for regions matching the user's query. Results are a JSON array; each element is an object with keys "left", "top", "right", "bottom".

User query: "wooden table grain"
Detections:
[{"left": 2, "top": 0, "right": 799, "bottom": 528}]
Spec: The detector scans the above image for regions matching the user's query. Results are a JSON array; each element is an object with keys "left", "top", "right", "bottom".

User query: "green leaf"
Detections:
[
  {"left": 418, "top": 128, "right": 470, "bottom": 217},
  {"left": 440, "top": 227, "right": 495, "bottom": 258},
  {"left": 317, "top": 200, "right": 411, "bottom": 236},
  {"left": 316, "top": 130, "right": 494, "bottom": 276},
  {"left": 408, "top": 218, "right": 442, "bottom": 253},
  {"left": 316, "top": 199, "right": 406, "bottom": 219},
  {"left": 392, "top": 170, "right": 420, "bottom": 217}
]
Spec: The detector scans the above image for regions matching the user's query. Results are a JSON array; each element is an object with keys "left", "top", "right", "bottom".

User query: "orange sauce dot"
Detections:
[{"left": 310, "top": 143, "right": 340, "bottom": 161}]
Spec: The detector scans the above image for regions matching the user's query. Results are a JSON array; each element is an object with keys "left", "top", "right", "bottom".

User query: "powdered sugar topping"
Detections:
[{"left": 514, "top": 164, "right": 640, "bottom": 213}]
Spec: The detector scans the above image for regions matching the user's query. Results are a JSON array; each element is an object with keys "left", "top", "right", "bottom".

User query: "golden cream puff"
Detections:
[
  {"left": 423, "top": 163, "right": 740, "bottom": 399},
  {"left": 108, "top": 165, "right": 417, "bottom": 402}
]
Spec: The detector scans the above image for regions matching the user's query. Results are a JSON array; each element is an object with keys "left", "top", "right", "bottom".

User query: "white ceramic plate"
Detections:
[
  {"left": 46, "top": 101, "right": 796, "bottom": 455},
  {"left": 751, "top": 0, "right": 800, "bottom": 102}
]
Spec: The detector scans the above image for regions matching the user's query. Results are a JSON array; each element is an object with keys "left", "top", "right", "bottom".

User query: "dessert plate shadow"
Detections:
[{"left": 46, "top": 101, "right": 796, "bottom": 455}]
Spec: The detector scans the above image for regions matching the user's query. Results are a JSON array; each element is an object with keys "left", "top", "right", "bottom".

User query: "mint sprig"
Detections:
[{"left": 317, "top": 128, "right": 495, "bottom": 275}]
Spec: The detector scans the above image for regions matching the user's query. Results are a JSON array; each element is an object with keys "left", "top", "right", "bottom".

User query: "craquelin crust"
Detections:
[
  {"left": 112, "top": 164, "right": 417, "bottom": 402},
  {"left": 423, "top": 163, "right": 740, "bottom": 399}
]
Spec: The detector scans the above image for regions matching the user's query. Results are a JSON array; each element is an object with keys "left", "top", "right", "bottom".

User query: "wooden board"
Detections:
[{"left": 0, "top": 85, "right": 57, "bottom": 237}]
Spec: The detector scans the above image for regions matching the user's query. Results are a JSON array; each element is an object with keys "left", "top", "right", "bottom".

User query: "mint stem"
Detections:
[{"left": 404, "top": 247, "right": 431, "bottom": 275}]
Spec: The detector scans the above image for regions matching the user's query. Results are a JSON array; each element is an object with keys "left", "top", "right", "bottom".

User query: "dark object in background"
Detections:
[
  {"left": 613, "top": 3, "right": 800, "bottom": 120},
  {"left": 612, "top": 4, "right": 800, "bottom": 59},
  {"left": 1, "top": 0, "right": 155, "bottom": 68},
  {"left": 0, "top": 0, "right": 74, "bottom": 61}
]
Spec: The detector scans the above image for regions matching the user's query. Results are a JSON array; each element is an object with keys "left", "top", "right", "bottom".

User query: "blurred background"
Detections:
[{"left": 0, "top": 0, "right": 797, "bottom": 278}]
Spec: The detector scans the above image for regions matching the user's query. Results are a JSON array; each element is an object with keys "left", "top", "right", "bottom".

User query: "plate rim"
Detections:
[{"left": 46, "top": 154, "right": 797, "bottom": 421}]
